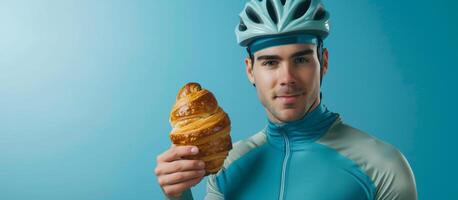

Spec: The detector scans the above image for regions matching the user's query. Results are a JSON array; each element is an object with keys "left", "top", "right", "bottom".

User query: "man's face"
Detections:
[{"left": 245, "top": 43, "right": 328, "bottom": 123}]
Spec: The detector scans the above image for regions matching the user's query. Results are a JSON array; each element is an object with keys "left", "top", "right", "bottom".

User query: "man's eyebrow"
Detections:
[
  {"left": 290, "top": 49, "right": 314, "bottom": 58},
  {"left": 256, "top": 49, "right": 315, "bottom": 61},
  {"left": 256, "top": 55, "right": 282, "bottom": 61}
]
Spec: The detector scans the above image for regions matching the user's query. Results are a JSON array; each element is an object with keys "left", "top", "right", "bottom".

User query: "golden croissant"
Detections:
[{"left": 169, "top": 82, "right": 232, "bottom": 175}]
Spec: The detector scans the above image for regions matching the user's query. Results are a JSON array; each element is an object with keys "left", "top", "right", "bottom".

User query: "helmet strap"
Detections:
[{"left": 317, "top": 38, "right": 324, "bottom": 100}]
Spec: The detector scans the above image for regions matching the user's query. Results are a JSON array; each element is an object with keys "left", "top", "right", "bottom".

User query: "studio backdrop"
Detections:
[{"left": 1, "top": 0, "right": 457, "bottom": 199}]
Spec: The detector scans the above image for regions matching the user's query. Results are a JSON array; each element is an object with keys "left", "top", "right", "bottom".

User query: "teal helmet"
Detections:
[{"left": 235, "top": 0, "right": 330, "bottom": 53}]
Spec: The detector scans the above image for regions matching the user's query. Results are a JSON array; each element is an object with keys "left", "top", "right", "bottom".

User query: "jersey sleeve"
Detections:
[
  {"left": 375, "top": 149, "right": 417, "bottom": 200},
  {"left": 204, "top": 174, "right": 225, "bottom": 200}
]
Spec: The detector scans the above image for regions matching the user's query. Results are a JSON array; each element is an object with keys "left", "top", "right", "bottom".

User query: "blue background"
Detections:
[{"left": 1, "top": 0, "right": 457, "bottom": 199}]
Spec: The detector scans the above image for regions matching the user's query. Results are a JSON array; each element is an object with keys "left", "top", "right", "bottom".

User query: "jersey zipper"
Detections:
[{"left": 279, "top": 129, "right": 290, "bottom": 200}]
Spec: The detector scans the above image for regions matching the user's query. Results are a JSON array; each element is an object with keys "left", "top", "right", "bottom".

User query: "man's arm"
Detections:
[
  {"left": 375, "top": 150, "right": 417, "bottom": 200},
  {"left": 205, "top": 174, "right": 224, "bottom": 200}
]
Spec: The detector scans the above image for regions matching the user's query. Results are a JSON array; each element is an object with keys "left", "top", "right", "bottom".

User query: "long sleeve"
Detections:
[
  {"left": 375, "top": 150, "right": 418, "bottom": 200},
  {"left": 204, "top": 174, "right": 224, "bottom": 200}
]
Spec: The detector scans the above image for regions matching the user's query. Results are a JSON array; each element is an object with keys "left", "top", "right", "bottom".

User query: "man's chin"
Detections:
[{"left": 274, "top": 109, "right": 305, "bottom": 123}]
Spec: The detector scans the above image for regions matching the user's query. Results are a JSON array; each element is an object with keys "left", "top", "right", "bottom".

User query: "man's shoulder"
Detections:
[
  {"left": 221, "top": 131, "right": 267, "bottom": 170},
  {"left": 318, "top": 117, "right": 404, "bottom": 164},
  {"left": 317, "top": 117, "right": 416, "bottom": 198},
  {"left": 233, "top": 131, "right": 267, "bottom": 152}
]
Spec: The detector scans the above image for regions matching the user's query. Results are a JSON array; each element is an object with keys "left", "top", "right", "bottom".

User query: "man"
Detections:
[{"left": 155, "top": 0, "right": 417, "bottom": 199}]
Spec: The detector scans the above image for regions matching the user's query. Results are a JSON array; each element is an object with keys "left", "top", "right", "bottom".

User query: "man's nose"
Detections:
[{"left": 279, "top": 63, "right": 296, "bottom": 86}]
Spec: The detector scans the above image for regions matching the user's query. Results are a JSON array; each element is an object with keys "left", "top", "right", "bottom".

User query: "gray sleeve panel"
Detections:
[
  {"left": 374, "top": 150, "right": 418, "bottom": 200},
  {"left": 317, "top": 117, "right": 418, "bottom": 200},
  {"left": 221, "top": 132, "right": 267, "bottom": 168},
  {"left": 205, "top": 174, "right": 224, "bottom": 200},
  {"left": 204, "top": 131, "right": 267, "bottom": 200},
  {"left": 165, "top": 189, "right": 193, "bottom": 200}
]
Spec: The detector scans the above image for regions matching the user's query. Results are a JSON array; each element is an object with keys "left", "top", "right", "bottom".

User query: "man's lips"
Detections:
[{"left": 274, "top": 93, "right": 303, "bottom": 104}]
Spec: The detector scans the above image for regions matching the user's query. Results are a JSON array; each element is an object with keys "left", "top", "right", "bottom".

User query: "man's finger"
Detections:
[
  {"left": 158, "top": 170, "right": 206, "bottom": 186},
  {"left": 157, "top": 146, "right": 199, "bottom": 162},
  {"left": 162, "top": 176, "right": 204, "bottom": 197},
  {"left": 155, "top": 160, "right": 205, "bottom": 175}
]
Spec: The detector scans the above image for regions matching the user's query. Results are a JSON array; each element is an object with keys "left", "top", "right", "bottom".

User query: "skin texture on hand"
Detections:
[{"left": 155, "top": 145, "right": 206, "bottom": 197}]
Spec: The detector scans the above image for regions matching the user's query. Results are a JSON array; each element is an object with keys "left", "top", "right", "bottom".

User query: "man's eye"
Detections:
[
  {"left": 294, "top": 57, "right": 310, "bottom": 64},
  {"left": 262, "top": 60, "right": 278, "bottom": 67}
]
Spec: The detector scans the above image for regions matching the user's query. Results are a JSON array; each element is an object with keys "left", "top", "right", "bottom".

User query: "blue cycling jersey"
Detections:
[{"left": 167, "top": 103, "right": 417, "bottom": 200}]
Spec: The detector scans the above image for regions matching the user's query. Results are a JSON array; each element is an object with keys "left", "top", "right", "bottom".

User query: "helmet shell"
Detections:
[{"left": 235, "top": 0, "right": 330, "bottom": 47}]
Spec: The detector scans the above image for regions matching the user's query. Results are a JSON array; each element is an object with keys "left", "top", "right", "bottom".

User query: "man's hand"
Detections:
[{"left": 155, "top": 145, "right": 206, "bottom": 197}]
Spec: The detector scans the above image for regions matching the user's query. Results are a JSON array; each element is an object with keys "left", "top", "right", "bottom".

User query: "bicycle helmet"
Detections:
[{"left": 235, "top": 0, "right": 330, "bottom": 54}]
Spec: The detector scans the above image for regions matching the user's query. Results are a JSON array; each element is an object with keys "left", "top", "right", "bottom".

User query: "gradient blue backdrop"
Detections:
[{"left": 1, "top": 0, "right": 457, "bottom": 199}]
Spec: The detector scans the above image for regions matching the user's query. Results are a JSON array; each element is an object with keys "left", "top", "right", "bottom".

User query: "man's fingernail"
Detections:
[
  {"left": 190, "top": 147, "right": 199, "bottom": 154},
  {"left": 199, "top": 161, "right": 205, "bottom": 168}
]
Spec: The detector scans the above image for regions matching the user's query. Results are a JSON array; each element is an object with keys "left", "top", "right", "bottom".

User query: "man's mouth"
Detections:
[{"left": 274, "top": 93, "right": 303, "bottom": 104}]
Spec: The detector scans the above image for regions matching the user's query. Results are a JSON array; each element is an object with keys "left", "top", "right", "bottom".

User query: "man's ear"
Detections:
[
  {"left": 321, "top": 48, "right": 329, "bottom": 76},
  {"left": 245, "top": 57, "right": 255, "bottom": 85}
]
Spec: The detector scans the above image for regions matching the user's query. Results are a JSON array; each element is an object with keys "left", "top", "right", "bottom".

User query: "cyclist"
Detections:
[{"left": 155, "top": 0, "right": 417, "bottom": 199}]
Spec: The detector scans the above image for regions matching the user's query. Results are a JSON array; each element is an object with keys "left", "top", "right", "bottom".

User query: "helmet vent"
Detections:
[
  {"left": 313, "top": 7, "right": 326, "bottom": 20},
  {"left": 267, "top": 0, "right": 278, "bottom": 24},
  {"left": 280, "top": 0, "right": 286, "bottom": 6},
  {"left": 246, "top": 6, "right": 263, "bottom": 24},
  {"left": 292, "top": 0, "right": 311, "bottom": 20},
  {"left": 239, "top": 18, "right": 248, "bottom": 31}
]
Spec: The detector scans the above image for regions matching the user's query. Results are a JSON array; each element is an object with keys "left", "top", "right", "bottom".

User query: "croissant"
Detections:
[{"left": 169, "top": 82, "right": 232, "bottom": 175}]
